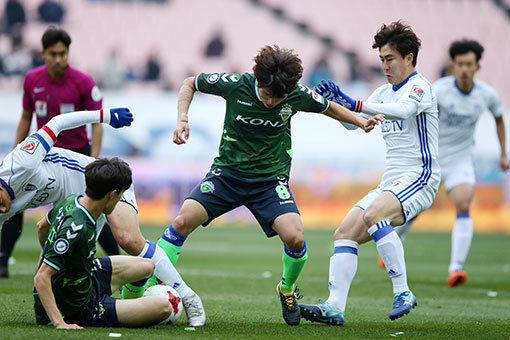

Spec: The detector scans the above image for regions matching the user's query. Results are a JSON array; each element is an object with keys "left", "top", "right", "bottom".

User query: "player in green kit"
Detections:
[
  {"left": 149, "top": 45, "right": 383, "bottom": 326},
  {"left": 34, "top": 158, "right": 176, "bottom": 329}
]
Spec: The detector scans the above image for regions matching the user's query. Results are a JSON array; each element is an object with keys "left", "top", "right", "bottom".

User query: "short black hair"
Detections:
[
  {"left": 41, "top": 26, "right": 71, "bottom": 50},
  {"left": 449, "top": 39, "right": 484, "bottom": 62},
  {"left": 253, "top": 45, "right": 303, "bottom": 98},
  {"left": 372, "top": 20, "right": 421, "bottom": 67},
  {"left": 85, "top": 158, "right": 132, "bottom": 200}
]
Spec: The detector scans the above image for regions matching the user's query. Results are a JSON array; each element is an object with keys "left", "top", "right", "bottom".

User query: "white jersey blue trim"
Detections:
[
  {"left": 43, "top": 153, "right": 86, "bottom": 173},
  {"left": 396, "top": 112, "right": 432, "bottom": 202}
]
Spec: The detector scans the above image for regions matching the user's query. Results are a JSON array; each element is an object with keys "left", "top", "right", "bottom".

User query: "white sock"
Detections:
[
  {"left": 449, "top": 214, "right": 473, "bottom": 272},
  {"left": 368, "top": 220, "right": 409, "bottom": 294},
  {"left": 326, "top": 239, "right": 358, "bottom": 311},
  {"left": 394, "top": 219, "right": 413, "bottom": 243},
  {"left": 139, "top": 240, "right": 193, "bottom": 298}
]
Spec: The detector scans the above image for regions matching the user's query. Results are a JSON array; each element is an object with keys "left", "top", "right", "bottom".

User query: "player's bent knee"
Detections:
[
  {"left": 140, "top": 258, "right": 155, "bottom": 277},
  {"left": 283, "top": 233, "right": 304, "bottom": 250},
  {"left": 362, "top": 208, "right": 379, "bottom": 228},
  {"left": 116, "top": 234, "right": 145, "bottom": 256}
]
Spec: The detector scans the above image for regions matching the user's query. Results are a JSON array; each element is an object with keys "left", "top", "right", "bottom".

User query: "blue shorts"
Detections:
[
  {"left": 78, "top": 257, "right": 119, "bottom": 327},
  {"left": 187, "top": 168, "right": 300, "bottom": 237}
]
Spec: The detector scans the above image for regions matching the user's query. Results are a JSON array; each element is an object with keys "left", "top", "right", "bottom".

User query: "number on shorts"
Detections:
[{"left": 275, "top": 184, "right": 291, "bottom": 199}]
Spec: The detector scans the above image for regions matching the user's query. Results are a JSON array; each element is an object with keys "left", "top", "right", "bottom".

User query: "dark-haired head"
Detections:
[
  {"left": 253, "top": 45, "right": 303, "bottom": 99},
  {"left": 42, "top": 26, "right": 71, "bottom": 50},
  {"left": 85, "top": 157, "right": 132, "bottom": 200},
  {"left": 372, "top": 20, "right": 421, "bottom": 67},
  {"left": 449, "top": 39, "right": 484, "bottom": 62}
]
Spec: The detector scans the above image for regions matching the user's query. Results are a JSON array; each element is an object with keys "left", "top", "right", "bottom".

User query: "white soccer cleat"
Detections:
[{"left": 182, "top": 293, "right": 206, "bottom": 326}]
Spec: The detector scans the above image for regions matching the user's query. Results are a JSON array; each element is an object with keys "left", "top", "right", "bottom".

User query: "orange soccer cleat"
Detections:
[
  {"left": 377, "top": 255, "right": 386, "bottom": 268},
  {"left": 447, "top": 270, "right": 467, "bottom": 287}
]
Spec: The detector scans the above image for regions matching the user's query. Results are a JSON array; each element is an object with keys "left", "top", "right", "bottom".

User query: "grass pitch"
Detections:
[{"left": 1, "top": 224, "right": 509, "bottom": 339}]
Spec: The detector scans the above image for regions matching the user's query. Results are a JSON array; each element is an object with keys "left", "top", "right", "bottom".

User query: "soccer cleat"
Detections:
[
  {"left": 377, "top": 255, "right": 385, "bottom": 268},
  {"left": 447, "top": 270, "right": 467, "bottom": 287},
  {"left": 389, "top": 291, "right": 417, "bottom": 320},
  {"left": 276, "top": 282, "right": 301, "bottom": 326},
  {"left": 182, "top": 293, "right": 206, "bottom": 326},
  {"left": 299, "top": 300, "right": 344, "bottom": 325}
]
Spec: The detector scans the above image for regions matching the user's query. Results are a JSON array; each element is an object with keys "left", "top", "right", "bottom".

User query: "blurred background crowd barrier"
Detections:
[{"left": 1, "top": 0, "right": 509, "bottom": 231}]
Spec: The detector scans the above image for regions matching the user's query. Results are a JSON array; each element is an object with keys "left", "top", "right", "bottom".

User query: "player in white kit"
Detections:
[
  {"left": 0, "top": 108, "right": 206, "bottom": 326},
  {"left": 299, "top": 21, "right": 440, "bottom": 325},
  {"left": 393, "top": 39, "right": 508, "bottom": 287}
]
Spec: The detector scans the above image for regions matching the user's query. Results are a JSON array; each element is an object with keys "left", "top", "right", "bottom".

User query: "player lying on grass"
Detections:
[
  {"left": 299, "top": 21, "right": 440, "bottom": 325},
  {"left": 0, "top": 108, "right": 205, "bottom": 326},
  {"left": 147, "top": 44, "right": 383, "bottom": 326},
  {"left": 34, "top": 158, "right": 177, "bottom": 329}
]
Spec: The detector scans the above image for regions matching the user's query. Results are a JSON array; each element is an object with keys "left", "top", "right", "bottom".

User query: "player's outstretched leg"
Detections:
[
  {"left": 389, "top": 291, "right": 417, "bottom": 320},
  {"left": 299, "top": 300, "right": 344, "bottom": 326}
]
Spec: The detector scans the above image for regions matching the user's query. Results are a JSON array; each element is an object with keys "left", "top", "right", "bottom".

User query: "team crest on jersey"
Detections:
[
  {"left": 91, "top": 85, "right": 102, "bottom": 102},
  {"left": 24, "top": 183, "right": 37, "bottom": 191},
  {"left": 21, "top": 137, "right": 40, "bottom": 154},
  {"left": 35, "top": 100, "right": 47, "bottom": 117},
  {"left": 312, "top": 90, "right": 325, "bottom": 104},
  {"left": 409, "top": 86, "right": 424, "bottom": 102},
  {"left": 206, "top": 73, "right": 220, "bottom": 84},
  {"left": 54, "top": 238, "right": 69, "bottom": 254},
  {"left": 200, "top": 181, "right": 215, "bottom": 193},
  {"left": 279, "top": 104, "right": 292, "bottom": 121}
]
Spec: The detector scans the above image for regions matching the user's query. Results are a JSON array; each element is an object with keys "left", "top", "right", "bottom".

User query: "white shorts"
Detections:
[
  {"left": 440, "top": 159, "right": 475, "bottom": 192},
  {"left": 355, "top": 167, "right": 440, "bottom": 223}
]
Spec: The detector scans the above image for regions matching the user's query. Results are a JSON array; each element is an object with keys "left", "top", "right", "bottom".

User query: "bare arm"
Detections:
[
  {"left": 495, "top": 116, "right": 509, "bottom": 171},
  {"left": 324, "top": 102, "right": 383, "bottom": 132},
  {"left": 34, "top": 263, "right": 83, "bottom": 329},
  {"left": 173, "top": 77, "right": 196, "bottom": 144},
  {"left": 14, "top": 109, "right": 33, "bottom": 147},
  {"left": 37, "top": 216, "right": 50, "bottom": 248},
  {"left": 89, "top": 123, "right": 103, "bottom": 157}
]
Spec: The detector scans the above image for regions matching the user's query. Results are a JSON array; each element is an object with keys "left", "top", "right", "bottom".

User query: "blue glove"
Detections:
[
  {"left": 109, "top": 107, "right": 133, "bottom": 128},
  {"left": 326, "top": 80, "right": 362, "bottom": 112},
  {"left": 314, "top": 81, "right": 341, "bottom": 103}
]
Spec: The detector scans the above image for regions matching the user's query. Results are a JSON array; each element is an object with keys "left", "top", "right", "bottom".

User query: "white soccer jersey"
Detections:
[
  {"left": 434, "top": 76, "right": 503, "bottom": 166},
  {"left": 0, "top": 134, "right": 137, "bottom": 232},
  {"left": 364, "top": 72, "right": 440, "bottom": 184}
]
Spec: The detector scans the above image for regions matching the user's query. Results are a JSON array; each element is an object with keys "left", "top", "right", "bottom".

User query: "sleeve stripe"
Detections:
[
  {"left": 42, "top": 258, "right": 61, "bottom": 271},
  {"left": 194, "top": 75, "right": 200, "bottom": 92},
  {"left": 34, "top": 133, "right": 51, "bottom": 152},
  {"left": 42, "top": 126, "right": 57, "bottom": 143}
]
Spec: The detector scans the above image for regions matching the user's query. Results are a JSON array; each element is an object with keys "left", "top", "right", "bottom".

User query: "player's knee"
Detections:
[
  {"left": 456, "top": 201, "right": 470, "bottom": 214},
  {"left": 284, "top": 232, "right": 304, "bottom": 250},
  {"left": 156, "top": 298, "right": 173, "bottom": 319},
  {"left": 172, "top": 214, "right": 196, "bottom": 235},
  {"left": 117, "top": 234, "right": 145, "bottom": 256},
  {"left": 362, "top": 208, "right": 379, "bottom": 228},
  {"left": 140, "top": 258, "right": 155, "bottom": 278}
]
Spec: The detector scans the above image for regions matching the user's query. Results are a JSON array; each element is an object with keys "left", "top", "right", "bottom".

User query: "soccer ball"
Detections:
[{"left": 144, "top": 284, "right": 183, "bottom": 324}]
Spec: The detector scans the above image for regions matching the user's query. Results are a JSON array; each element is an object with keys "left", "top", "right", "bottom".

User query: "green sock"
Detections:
[
  {"left": 122, "top": 283, "right": 146, "bottom": 299},
  {"left": 157, "top": 237, "right": 182, "bottom": 265},
  {"left": 280, "top": 246, "right": 308, "bottom": 294}
]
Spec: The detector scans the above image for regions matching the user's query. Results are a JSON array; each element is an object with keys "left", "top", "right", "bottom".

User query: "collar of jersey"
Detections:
[
  {"left": 392, "top": 71, "right": 418, "bottom": 91},
  {"left": 454, "top": 78, "right": 474, "bottom": 95},
  {"left": 0, "top": 178, "right": 15, "bottom": 199},
  {"left": 74, "top": 195, "right": 96, "bottom": 225}
]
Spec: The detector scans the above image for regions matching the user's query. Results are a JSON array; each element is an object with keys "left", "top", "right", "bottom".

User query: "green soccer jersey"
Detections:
[
  {"left": 195, "top": 72, "right": 330, "bottom": 180},
  {"left": 34, "top": 194, "right": 98, "bottom": 325}
]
